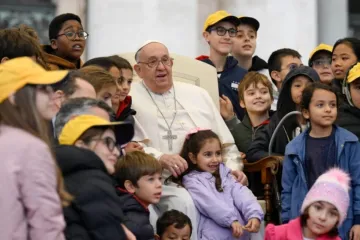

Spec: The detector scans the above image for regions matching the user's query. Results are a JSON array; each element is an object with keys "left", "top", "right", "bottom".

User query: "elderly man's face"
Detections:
[{"left": 134, "top": 43, "right": 173, "bottom": 93}]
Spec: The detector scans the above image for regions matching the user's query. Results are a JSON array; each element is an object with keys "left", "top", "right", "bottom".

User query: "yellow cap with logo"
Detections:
[
  {"left": 203, "top": 10, "right": 239, "bottom": 32},
  {"left": 0, "top": 57, "right": 68, "bottom": 103},
  {"left": 59, "top": 115, "right": 134, "bottom": 146}
]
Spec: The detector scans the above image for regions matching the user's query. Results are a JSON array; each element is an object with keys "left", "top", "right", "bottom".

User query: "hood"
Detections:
[
  {"left": 277, "top": 66, "right": 320, "bottom": 110},
  {"left": 42, "top": 45, "right": 80, "bottom": 70},
  {"left": 55, "top": 145, "right": 107, "bottom": 176},
  {"left": 249, "top": 56, "right": 268, "bottom": 71},
  {"left": 116, "top": 187, "right": 149, "bottom": 211},
  {"left": 196, "top": 55, "right": 239, "bottom": 72},
  {"left": 341, "top": 103, "right": 360, "bottom": 118}
]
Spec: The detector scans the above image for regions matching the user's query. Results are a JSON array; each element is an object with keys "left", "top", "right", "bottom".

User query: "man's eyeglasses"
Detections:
[
  {"left": 57, "top": 31, "right": 89, "bottom": 40},
  {"left": 312, "top": 58, "right": 331, "bottom": 67},
  {"left": 137, "top": 57, "right": 173, "bottom": 68},
  {"left": 208, "top": 26, "right": 237, "bottom": 37},
  {"left": 91, "top": 137, "right": 117, "bottom": 152},
  {"left": 280, "top": 63, "right": 300, "bottom": 72}
]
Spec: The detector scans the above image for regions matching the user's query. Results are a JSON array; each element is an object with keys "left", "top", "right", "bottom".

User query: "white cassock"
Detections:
[{"left": 131, "top": 80, "right": 242, "bottom": 239}]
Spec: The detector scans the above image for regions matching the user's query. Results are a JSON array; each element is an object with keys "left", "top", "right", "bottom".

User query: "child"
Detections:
[
  {"left": 331, "top": 38, "right": 360, "bottom": 84},
  {"left": 337, "top": 62, "right": 360, "bottom": 139},
  {"left": 197, "top": 10, "right": 247, "bottom": 120},
  {"left": 78, "top": 65, "right": 118, "bottom": 107},
  {"left": 267, "top": 48, "right": 302, "bottom": 110},
  {"left": 281, "top": 82, "right": 360, "bottom": 239},
  {"left": 309, "top": 43, "right": 334, "bottom": 85},
  {"left": 114, "top": 151, "right": 162, "bottom": 240},
  {"left": 224, "top": 71, "right": 273, "bottom": 153},
  {"left": 172, "top": 128, "right": 263, "bottom": 239},
  {"left": 108, "top": 55, "right": 136, "bottom": 122},
  {"left": 266, "top": 168, "right": 350, "bottom": 240},
  {"left": 232, "top": 16, "right": 268, "bottom": 73},
  {"left": 44, "top": 13, "right": 88, "bottom": 70},
  {"left": 246, "top": 66, "right": 320, "bottom": 162},
  {"left": 155, "top": 210, "right": 192, "bottom": 240}
]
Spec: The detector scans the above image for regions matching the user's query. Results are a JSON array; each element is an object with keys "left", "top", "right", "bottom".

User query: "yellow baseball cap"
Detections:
[
  {"left": 0, "top": 57, "right": 68, "bottom": 103},
  {"left": 308, "top": 43, "right": 333, "bottom": 65},
  {"left": 346, "top": 63, "right": 360, "bottom": 83},
  {"left": 59, "top": 115, "right": 134, "bottom": 146},
  {"left": 238, "top": 16, "right": 260, "bottom": 31},
  {"left": 203, "top": 10, "right": 239, "bottom": 32}
]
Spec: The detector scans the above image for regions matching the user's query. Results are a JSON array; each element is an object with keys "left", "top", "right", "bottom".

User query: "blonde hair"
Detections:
[{"left": 78, "top": 65, "right": 116, "bottom": 93}]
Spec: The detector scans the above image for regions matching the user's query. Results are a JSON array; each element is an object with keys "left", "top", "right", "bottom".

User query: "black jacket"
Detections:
[
  {"left": 246, "top": 66, "right": 320, "bottom": 162},
  {"left": 116, "top": 188, "right": 155, "bottom": 240},
  {"left": 55, "top": 145, "right": 126, "bottom": 240},
  {"left": 197, "top": 55, "right": 247, "bottom": 120},
  {"left": 336, "top": 103, "right": 360, "bottom": 139}
]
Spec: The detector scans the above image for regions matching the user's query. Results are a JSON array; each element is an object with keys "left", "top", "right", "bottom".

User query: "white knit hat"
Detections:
[{"left": 301, "top": 168, "right": 350, "bottom": 226}]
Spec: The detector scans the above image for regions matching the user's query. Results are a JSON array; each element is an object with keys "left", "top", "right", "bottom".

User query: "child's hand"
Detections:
[
  {"left": 121, "top": 224, "right": 137, "bottom": 240},
  {"left": 231, "top": 221, "right": 243, "bottom": 238},
  {"left": 350, "top": 224, "right": 360, "bottom": 240},
  {"left": 124, "top": 142, "right": 144, "bottom": 153},
  {"left": 220, "top": 95, "right": 235, "bottom": 121},
  {"left": 243, "top": 218, "right": 261, "bottom": 233}
]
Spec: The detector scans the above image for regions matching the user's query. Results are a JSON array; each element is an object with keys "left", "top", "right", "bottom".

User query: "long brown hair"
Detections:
[
  {"left": 0, "top": 85, "right": 73, "bottom": 206},
  {"left": 167, "top": 130, "right": 223, "bottom": 192}
]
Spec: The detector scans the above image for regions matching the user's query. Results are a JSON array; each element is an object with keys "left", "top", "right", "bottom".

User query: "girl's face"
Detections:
[
  {"left": 190, "top": 138, "right": 222, "bottom": 173},
  {"left": 80, "top": 128, "right": 120, "bottom": 174},
  {"left": 305, "top": 201, "right": 339, "bottom": 237},
  {"left": 240, "top": 82, "right": 273, "bottom": 114},
  {"left": 331, "top": 43, "right": 358, "bottom": 80},
  {"left": 36, "top": 85, "right": 57, "bottom": 120},
  {"left": 290, "top": 76, "right": 311, "bottom": 105},
  {"left": 302, "top": 89, "right": 337, "bottom": 129},
  {"left": 350, "top": 78, "right": 360, "bottom": 109}
]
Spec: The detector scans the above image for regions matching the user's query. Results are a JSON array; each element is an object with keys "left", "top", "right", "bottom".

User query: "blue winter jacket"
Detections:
[
  {"left": 197, "top": 56, "right": 247, "bottom": 120},
  {"left": 281, "top": 126, "right": 360, "bottom": 240}
]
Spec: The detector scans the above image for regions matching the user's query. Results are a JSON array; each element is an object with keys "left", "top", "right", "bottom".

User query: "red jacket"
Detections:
[{"left": 265, "top": 218, "right": 340, "bottom": 240}]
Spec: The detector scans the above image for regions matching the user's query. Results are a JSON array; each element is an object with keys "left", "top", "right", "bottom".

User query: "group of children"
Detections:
[{"left": 1, "top": 6, "right": 360, "bottom": 240}]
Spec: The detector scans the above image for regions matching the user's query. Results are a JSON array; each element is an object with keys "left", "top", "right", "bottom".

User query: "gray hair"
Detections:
[{"left": 54, "top": 97, "right": 114, "bottom": 138}]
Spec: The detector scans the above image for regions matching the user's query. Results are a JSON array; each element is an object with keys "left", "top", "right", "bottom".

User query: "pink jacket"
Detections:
[
  {"left": 265, "top": 218, "right": 340, "bottom": 240},
  {"left": 0, "top": 125, "right": 65, "bottom": 240}
]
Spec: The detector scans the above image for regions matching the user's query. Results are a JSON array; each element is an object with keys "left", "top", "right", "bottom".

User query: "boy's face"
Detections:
[
  {"left": 311, "top": 52, "right": 333, "bottom": 85},
  {"left": 232, "top": 24, "right": 257, "bottom": 58},
  {"left": 97, "top": 84, "right": 117, "bottom": 108},
  {"left": 134, "top": 173, "right": 162, "bottom": 205},
  {"left": 51, "top": 20, "right": 86, "bottom": 61},
  {"left": 159, "top": 224, "right": 191, "bottom": 240},
  {"left": 290, "top": 76, "right": 311, "bottom": 104},
  {"left": 112, "top": 68, "right": 133, "bottom": 104},
  {"left": 240, "top": 82, "right": 272, "bottom": 114},
  {"left": 203, "top": 21, "right": 236, "bottom": 55},
  {"left": 350, "top": 78, "right": 360, "bottom": 109},
  {"left": 272, "top": 56, "right": 302, "bottom": 89}
]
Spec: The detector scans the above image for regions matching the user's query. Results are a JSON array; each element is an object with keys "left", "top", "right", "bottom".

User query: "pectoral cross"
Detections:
[{"left": 162, "top": 130, "right": 177, "bottom": 151}]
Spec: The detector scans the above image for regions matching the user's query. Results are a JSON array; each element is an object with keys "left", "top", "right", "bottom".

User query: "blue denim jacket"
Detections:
[{"left": 281, "top": 125, "right": 360, "bottom": 239}]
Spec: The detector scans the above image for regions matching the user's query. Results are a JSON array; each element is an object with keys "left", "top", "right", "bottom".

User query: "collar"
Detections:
[{"left": 116, "top": 187, "right": 149, "bottom": 212}]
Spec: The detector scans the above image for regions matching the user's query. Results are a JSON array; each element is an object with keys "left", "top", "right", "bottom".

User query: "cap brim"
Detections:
[
  {"left": 219, "top": 16, "right": 240, "bottom": 27},
  {"left": 27, "top": 70, "right": 69, "bottom": 86},
  {"left": 239, "top": 17, "right": 260, "bottom": 31},
  {"left": 93, "top": 121, "right": 134, "bottom": 146},
  {"left": 308, "top": 49, "right": 332, "bottom": 65}
]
